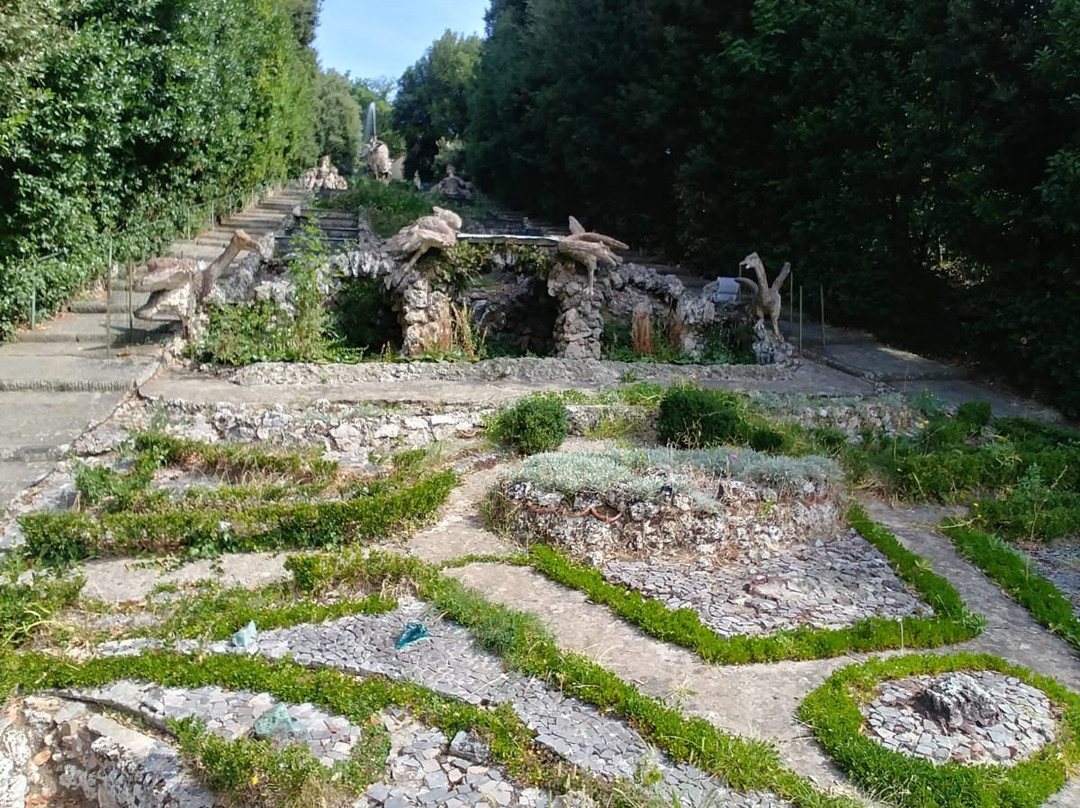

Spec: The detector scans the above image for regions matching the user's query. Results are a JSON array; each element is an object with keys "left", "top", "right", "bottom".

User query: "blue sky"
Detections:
[{"left": 314, "top": 0, "right": 490, "bottom": 84}]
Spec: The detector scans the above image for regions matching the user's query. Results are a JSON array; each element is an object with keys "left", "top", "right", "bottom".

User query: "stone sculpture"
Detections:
[
  {"left": 431, "top": 165, "right": 474, "bottom": 200},
  {"left": 385, "top": 206, "right": 462, "bottom": 271},
  {"left": 301, "top": 156, "right": 348, "bottom": 191},
  {"left": 734, "top": 252, "right": 790, "bottom": 338},
  {"left": 362, "top": 138, "right": 391, "bottom": 183},
  {"left": 135, "top": 229, "right": 262, "bottom": 338}
]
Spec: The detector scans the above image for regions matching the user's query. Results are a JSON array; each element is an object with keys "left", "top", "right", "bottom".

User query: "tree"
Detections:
[
  {"left": 393, "top": 30, "right": 482, "bottom": 181},
  {"left": 313, "top": 69, "right": 362, "bottom": 173}
]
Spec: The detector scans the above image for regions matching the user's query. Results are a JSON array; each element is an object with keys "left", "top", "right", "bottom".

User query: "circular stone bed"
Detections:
[
  {"left": 799, "top": 654, "right": 1080, "bottom": 808},
  {"left": 861, "top": 671, "right": 1056, "bottom": 765}
]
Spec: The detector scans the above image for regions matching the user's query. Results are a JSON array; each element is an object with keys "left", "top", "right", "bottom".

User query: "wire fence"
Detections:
[{"left": 15, "top": 179, "right": 295, "bottom": 335}]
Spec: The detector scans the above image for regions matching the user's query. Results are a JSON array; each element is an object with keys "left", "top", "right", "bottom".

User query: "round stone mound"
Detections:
[{"left": 861, "top": 671, "right": 1057, "bottom": 766}]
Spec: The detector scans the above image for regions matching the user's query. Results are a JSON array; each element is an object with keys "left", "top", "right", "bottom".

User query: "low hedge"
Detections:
[
  {"left": 19, "top": 470, "right": 457, "bottom": 565},
  {"left": 518, "top": 505, "right": 982, "bottom": 665},
  {"left": 283, "top": 549, "right": 863, "bottom": 808},
  {"left": 799, "top": 653, "right": 1080, "bottom": 808},
  {"left": 941, "top": 520, "right": 1080, "bottom": 652}
]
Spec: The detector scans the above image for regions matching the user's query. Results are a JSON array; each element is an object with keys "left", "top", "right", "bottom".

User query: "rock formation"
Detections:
[
  {"left": 135, "top": 229, "right": 262, "bottom": 338},
  {"left": 301, "top": 156, "right": 348, "bottom": 191},
  {"left": 735, "top": 252, "right": 790, "bottom": 338},
  {"left": 431, "top": 165, "right": 474, "bottom": 200},
  {"left": 362, "top": 138, "right": 391, "bottom": 183}
]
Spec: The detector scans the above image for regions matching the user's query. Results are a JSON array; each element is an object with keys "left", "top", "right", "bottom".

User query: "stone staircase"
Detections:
[{"left": 0, "top": 185, "right": 310, "bottom": 507}]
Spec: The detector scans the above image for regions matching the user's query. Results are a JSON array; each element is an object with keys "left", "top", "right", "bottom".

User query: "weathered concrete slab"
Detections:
[
  {"left": 0, "top": 461, "right": 55, "bottom": 510},
  {"left": 0, "top": 390, "right": 128, "bottom": 459},
  {"left": 814, "top": 343, "right": 967, "bottom": 382}
]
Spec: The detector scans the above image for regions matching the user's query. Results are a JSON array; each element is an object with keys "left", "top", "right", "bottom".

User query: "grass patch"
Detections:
[
  {"left": 19, "top": 434, "right": 457, "bottom": 566},
  {"left": 0, "top": 651, "right": 580, "bottom": 804},
  {"left": 517, "top": 505, "right": 982, "bottom": 665},
  {"left": 799, "top": 653, "right": 1080, "bottom": 808},
  {"left": 940, "top": 520, "right": 1080, "bottom": 651}
]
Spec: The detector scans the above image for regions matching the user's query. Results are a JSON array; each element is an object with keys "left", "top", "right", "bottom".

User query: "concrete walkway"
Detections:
[
  {"left": 780, "top": 316, "right": 1062, "bottom": 421},
  {"left": 0, "top": 186, "right": 309, "bottom": 509}
]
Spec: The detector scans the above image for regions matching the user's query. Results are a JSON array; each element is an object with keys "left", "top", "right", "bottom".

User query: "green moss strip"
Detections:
[
  {"left": 941, "top": 520, "right": 1080, "bottom": 652},
  {"left": 19, "top": 470, "right": 458, "bottom": 565},
  {"left": 292, "top": 550, "right": 862, "bottom": 808},
  {"left": 518, "top": 505, "right": 981, "bottom": 665},
  {"left": 799, "top": 653, "right": 1080, "bottom": 808},
  {"left": 133, "top": 432, "right": 340, "bottom": 483}
]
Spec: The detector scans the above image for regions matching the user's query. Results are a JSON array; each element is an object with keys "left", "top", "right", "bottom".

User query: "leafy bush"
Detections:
[
  {"left": 657, "top": 385, "right": 746, "bottom": 448},
  {"left": 332, "top": 278, "right": 400, "bottom": 353},
  {"left": 489, "top": 395, "right": 568, "bottom": 455},
  {"left": 955, "top": 401, "right": 993, "bottom": 429},
  {"left": 0, "top": 557, "right": 83, "bottom": 649},
  {"left": 332, "top": 179, "right": 434, "bottom": 238}
]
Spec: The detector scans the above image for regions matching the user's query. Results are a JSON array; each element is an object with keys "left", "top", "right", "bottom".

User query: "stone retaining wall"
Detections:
[
  {"left": 0, "top": 696, "right": 213, "bottom": 808},
  {"left": 492, "top": 478, "right": 843, "bottom": 562}
]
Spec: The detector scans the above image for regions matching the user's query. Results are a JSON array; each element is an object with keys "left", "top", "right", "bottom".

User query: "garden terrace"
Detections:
[{"left": 11, "top": 433, "right": 456, "bottom": 565}]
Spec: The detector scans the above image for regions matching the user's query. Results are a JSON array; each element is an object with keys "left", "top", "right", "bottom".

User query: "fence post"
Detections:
[
  {"left": 29, "top": 262, "right": 36, "bottom": 330},
  {"left": 127, "top": 259, "right": 135, "bottom": 331}
]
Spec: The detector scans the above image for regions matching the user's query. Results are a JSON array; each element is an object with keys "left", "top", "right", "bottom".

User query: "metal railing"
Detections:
[{"left": 13, "top": 179, "right": 296, "bottom": 341}]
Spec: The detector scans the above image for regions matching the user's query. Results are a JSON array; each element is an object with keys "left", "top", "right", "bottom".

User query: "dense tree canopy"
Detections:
[
  {"left": 313, "top": 69, "right": 363, "bottom": 174},
  {"left": 466, "top": 0, "right": 1080, "bottom": 415},
  {"left": 393, "top": 30, "right": 482, "bottom": 181},
  {"left": 0, "top": 0, "right": 321, "bottom": 338}
]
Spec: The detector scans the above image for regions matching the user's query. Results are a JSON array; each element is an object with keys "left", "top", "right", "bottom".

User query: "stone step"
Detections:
[
  {"left": 68, "top": 292, "right": 153, "bottom": 315},
  {"left": 17, "top": 312, "right": 176, "bottom": 346},
  {"left": 167, "top": 242, "right": 228, "bottom": 262}
]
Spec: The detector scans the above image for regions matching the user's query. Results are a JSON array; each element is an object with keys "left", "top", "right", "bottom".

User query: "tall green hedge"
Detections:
[
  {"left": 0, "top": 0, "right": 321, "bottom": 338},
  {"left": 467, "top": 0, "right": 1080, "bottom": 417}
]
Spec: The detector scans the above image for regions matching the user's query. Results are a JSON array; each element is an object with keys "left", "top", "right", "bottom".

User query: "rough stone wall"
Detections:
[
  {"left": 548, "top": 263, "right": 605, "bottom": 360},
  {"left": 494, "top": 479, "right": 843, "bottom": 563},
  {"left": 0, "top": 696, "right": 213, "bottom": 808}
]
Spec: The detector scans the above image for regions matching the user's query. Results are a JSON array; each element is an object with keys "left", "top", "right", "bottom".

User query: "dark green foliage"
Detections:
[
  {"left": 840, "top": 406, "right": 1080, "bottom": 542},
  {"left": 657, "top": 386, "right": 745, "bottom": 449},
  {"left": 521, "top": 506, "right": 980, "bottom": 665},
  {"left": 313, "top": 69, "right": 363, "bottom": 174},
  {"left": 467, "top": 0, "right": 1080, "bottom": 416},
  {"left": 799, "top": 654, "right": 1080, "bottom": 808},
  {"left": 332, "top": 278, "right": 400, "bottom": 354},
  {"left": 955, "top": 401, "right": 993, "bottom": 429},
  {"left": 394, "top": 31, "right": 483, "bottom": 181},
  {"left": 942, "top": 521, "right": 1080, "bottom": 652},
  {"left": 490, "top": 395, "right": 568, "bottom": 455},
  {"left": 334, "top": 179, "right": 435, "bottom": 238},
  {"left": 0, "top": 0, "right": 321, "bottom": 339}
]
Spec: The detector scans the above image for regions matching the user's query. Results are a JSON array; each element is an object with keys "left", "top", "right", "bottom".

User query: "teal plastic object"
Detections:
[
  {"left": 231, "top": 620, "right": 257, "bottom": 648},
  {"left": 395, "top": 622, "right": 430, "bottom": 649},
  {"left": 254, "top": 703, "right": 296, "bottom": 738}
]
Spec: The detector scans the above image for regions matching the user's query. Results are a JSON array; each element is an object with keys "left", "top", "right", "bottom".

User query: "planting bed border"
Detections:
[
  {"left": 60, "top": 550, "right": 867, "bottom": 808},
  {"left": 941, "top": 520, "right": 1080, "bottom": 653},
  {"left": 798, "top": 653, "right": 1080, "bottom": 808},
  {"left": 508, "top": 506, "right": 983, "bottom": 665}
]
